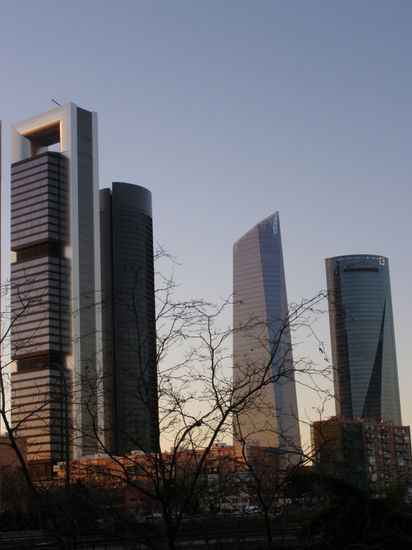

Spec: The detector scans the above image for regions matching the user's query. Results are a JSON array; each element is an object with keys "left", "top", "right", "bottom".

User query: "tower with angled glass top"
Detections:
[{"left": 233, "top": 212, "right": 301, "bottom": 452}]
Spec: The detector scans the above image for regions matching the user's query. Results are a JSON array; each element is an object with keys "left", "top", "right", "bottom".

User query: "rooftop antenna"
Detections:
[{"left": 51, "top": 98, "right": 61, "bottom": 107}]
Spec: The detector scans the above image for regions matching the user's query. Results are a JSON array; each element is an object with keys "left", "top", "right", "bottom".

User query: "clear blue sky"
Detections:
[{"left": 1, "top": 1, "right": 411, "bottom": 444}]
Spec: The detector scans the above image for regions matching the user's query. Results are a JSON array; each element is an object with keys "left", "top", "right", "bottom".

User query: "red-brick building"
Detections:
[
  {"left": 53, "top": 442, "right": 282, "bottom": 515},
  {"left": 312, "top": 417, "right": 412, "bottom": 495}
]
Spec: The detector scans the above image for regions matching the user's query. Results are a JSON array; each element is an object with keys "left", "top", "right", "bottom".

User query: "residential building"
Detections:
[
  {"left": 325, "top": 254, "right": 401, "bottom": 424},
  {"left": 53, "top": 442, "right": 281, "bottom": 514},
  {"left": 232, "top": 212, "right": 300, "bottom": 452},
  {"left": 201, "top": 442, "right": 281, "bottom": 512},
  {"left": 10, "top": 103, "right": 102, "bottom": 474},
  {"left": 312, "top": 417, "right": 411, "bottom": 494},
  {"left": 100, "top": 183, "right": 158, "bottom": 455}
]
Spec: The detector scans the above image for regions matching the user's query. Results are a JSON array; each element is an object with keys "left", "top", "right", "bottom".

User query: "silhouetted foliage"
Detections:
[{"left": 305, "top": 476, "right": 412, "bottom": 549}]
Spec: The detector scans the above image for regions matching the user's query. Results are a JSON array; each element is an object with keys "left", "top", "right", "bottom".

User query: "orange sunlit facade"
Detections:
[{"left": 53, "top": 443, "right": 281, "bottom": 514}]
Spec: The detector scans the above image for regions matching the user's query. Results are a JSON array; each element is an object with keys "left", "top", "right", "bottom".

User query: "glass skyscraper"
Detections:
[
  {"left": 100, "top": 183, "right": 158, "bottom": 454},
  {"left": 326, "top": 254, "right": 402, "bottom": 425},
  {"left": 233, "top": 212, "right": 301, "bottom": 451}
]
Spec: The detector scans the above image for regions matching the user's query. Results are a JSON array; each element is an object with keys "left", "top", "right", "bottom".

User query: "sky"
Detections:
[{"left": 1, "top": 0, "right": 411, "bottom": 447}]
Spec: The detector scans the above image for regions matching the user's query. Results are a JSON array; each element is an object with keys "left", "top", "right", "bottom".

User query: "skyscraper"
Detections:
[
  {"left": 233, "top": 212, "right": 300, "bottom": 451},
  {"left": 326, "top": 254, "right": 402, "bottom": 425},
  {"left": 10, "top": 103, "right": 102, "bottom": 471},
  {"left": 100, "top": 183, "right": 158, "bottom": 454}
]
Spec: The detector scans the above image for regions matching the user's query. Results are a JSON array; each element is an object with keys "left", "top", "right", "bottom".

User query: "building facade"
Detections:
[
  {"left": 312, "top": 417, "right": 411, "bottom": 494},
  {"left": 54, "top": 442, "right": 281, "bottom": 515},
  {"left": 100, "top": 183, "right": 158, "bottom": 455},
  {"left": 10, "top": 103, "right": 102, "bottom": 470},
  {"left": 326, "top": 254, "right": 401, "bottom": 424},
  {"left": 233, "top": 212, "right": 300, "bottom": 452}
]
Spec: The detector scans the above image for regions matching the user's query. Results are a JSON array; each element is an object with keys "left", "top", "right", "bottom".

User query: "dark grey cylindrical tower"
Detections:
[{"left": 100, "top": 183, "right": 158, "bottom": 454}]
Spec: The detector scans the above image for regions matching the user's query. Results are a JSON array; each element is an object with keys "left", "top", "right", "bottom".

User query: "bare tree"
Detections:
[
  {"left": 0, "top": 251, "right": 332, "bottom": 550},
  {"left": 76, "top": 251, "right": 331, "bottom": 549}
]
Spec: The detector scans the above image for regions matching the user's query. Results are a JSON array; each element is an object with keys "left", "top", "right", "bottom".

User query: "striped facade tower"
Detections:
[{"left": 10, "top": 104, "right": 101, "bottom": 475}]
